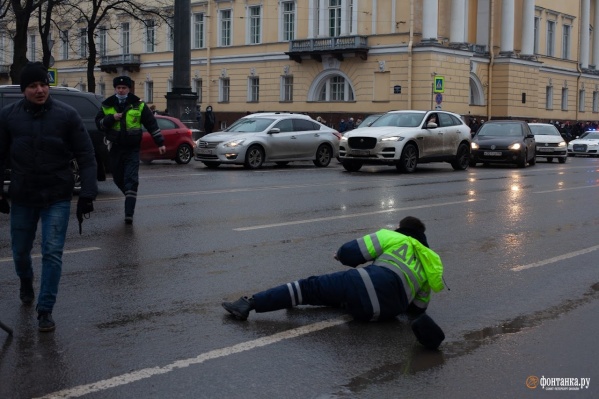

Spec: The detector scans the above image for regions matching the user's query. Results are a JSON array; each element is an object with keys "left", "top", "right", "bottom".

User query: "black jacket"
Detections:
[{"left": 0, "top": 97, "right": 98, "bottom": 206}]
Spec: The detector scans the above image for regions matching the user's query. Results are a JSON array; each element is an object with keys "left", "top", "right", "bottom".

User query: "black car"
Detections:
[
  {"left": 470, "top": 120, "right": 536, "bottom": 168},
  {"left": 0, "top": 85, "right": 109, "bottom": 183}
]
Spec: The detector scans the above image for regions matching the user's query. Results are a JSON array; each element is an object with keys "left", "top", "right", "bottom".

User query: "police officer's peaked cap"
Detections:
[
  {"left": 113, "top": 76, "right": 132, "bottom": 88},
  {"left": 20, "top": 62, "right": 49, "bottom": 92},
  {"left": 411, "top": 314, "right": 445, "bottom": 350}
]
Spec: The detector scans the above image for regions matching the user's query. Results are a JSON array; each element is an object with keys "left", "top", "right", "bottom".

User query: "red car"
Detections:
[{"left": 141, "top": 115, "right": 197, "bottom": 164}]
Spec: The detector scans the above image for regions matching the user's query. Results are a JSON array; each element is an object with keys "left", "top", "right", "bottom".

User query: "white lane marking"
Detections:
[
  {"left": 512, "top": 244, "right": 599, "bottom": 271},
  {"left": 234, "top": 199, "right": 478, "bottom": 231},
  {"left": 36, "top": 315, "right": 352, "bottom": 399},
  {"left": 0, "top": 247, "right": 101, "bottom": 263},
  {"left": 533, "top": 184, "right": 599, "bottom": 194}
]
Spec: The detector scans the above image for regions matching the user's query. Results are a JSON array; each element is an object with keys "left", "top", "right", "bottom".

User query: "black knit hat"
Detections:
[
  {"left": 113, "top": 76, "right": 132, "bottom": 88},
  {"left": 20, "top": 62, "right": 49, "bottom": 92}
]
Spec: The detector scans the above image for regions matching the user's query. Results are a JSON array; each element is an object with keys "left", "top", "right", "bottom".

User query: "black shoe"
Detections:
[
  {"left": 222, "top": 296, "right": 254, "bottom": 321},
  {"left": 37, "top": 312, "right": 55, "bottom": 332},
  {"left": 125, "top": 215, "right": 133, "bottom": 225},
  {"left": 19, "top": 278, "right": 34, "bottom": 305}
]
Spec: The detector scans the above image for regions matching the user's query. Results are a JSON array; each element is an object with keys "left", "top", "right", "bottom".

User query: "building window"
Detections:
[
  {"left": 146, "top": 20, "right": 156, "bottom": 53},
  {"left": 193, "top": 78, "right": 202, "bottom": 103},
  {"left": 98, "top": 27, "right": 107, "bottom": 57},
  {"left": 79, "top": 28, "right": 87, "bottom": 58},
  {"left": 593, "top": 91, "right": 599, "bottom": 113},
  {"left": 60, "top": 30, "right": 69, "bottom": 60},
  {"left": 28, "top": 34, "right": 36, "bottom": 62},
  {"left": 561, "top": 88, "right": 568, "bottom": 111},
  {"left": 121, "top": 22, "right": 130, "bottom": 54},
  {"left": 167, "top": 78, "right": 173, "bottom": 93},
  {"left": 317, "top": 75, "right": 354, "bottom": 102},
  {"left": 145, "top": 81, "right": 154, "bottom": 103},
  {"left": 248, "top": 6, "right": 261, "bottom": 44},
  {"left": 282, "top": 1, "right": 295, "bottom": 41},
  {"left": 545, "top": 86, "right": 553, "bottom": 110},
  {"left": 562, "top": 25, "right": 570, "bottom": 59},
  {"left": 533, "top": 17, "right": 540, "bottom": 54},
  {"left": 166, "top": 17, "right": 174, "bottom": 51},
  {"left": 248, "top": 77, "right": 259, "bottom": 102},
  {"left": 579, "top": 90, "right": 586, "bottom": 112},
  {"left": 328, "top": 0, "right": 341, "bottom": 37},
  {"left": 193, "top": 13, "right": 205, "bottom": 49},
  {"left": 98, "top": 82, "right": 106, "bottom": 97},
  {"left": 281, "top": 76, "right": 293, "bottom": 102},
  {"left": 220, "top": 9, "right": 232, "bottom": 46},
  {"left": 219, "top": 77, "right": 230, "bottom": 102},
  {"left": 546, "top": 20, "right": 555, "bottom": 57}
]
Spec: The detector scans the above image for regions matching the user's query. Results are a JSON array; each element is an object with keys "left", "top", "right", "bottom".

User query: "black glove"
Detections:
[
  {"left": 76, "top": 197, "right": 94, "bottom": 234},
  {"left": 0, "top": 197, "right": 9, "bottom": 214}
]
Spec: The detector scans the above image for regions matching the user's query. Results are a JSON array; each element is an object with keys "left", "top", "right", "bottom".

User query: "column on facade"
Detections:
[
  {"left": 593, "top": 0, "right": 599, "bottom": 67},
  {"left": 319, "top": 0, "right": 327, "bottom": 37},
  {"left": 521, "top": 0, "right": 535, "bottom": 56},
  {"left": 476, "top": 0, "right": 490, "bottom": 49},
  {"left": 581, "top": 0, "right": 590, "bottom": 68},
  {"left": 450, "top": 0, "right": 467, "bottom": 44},
  {"left": 500, "top": 0, "right": 515, "bottom": 54},
  {"left": 340, "top": 0, "right": 349, "bottom": 35},
  {"left": 422, "top": 0, "right": 439, "bottom": 42}
]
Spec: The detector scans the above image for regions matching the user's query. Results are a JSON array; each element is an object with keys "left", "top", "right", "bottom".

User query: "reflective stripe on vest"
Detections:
[{"left": 356, "top": 268, "right": 380, "bottom": 321}]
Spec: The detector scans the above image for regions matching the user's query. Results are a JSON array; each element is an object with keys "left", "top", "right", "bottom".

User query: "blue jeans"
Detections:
[{"left": 10, "top": 201, "right": 71, "bottom": 313}]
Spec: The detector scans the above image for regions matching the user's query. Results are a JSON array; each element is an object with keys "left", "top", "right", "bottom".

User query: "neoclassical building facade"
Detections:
[{"left": 2, "top": 0, "right": 599, "bottom": 128}]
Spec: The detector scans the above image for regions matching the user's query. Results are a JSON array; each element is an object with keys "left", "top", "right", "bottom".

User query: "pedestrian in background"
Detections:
[
  {"left": 339, "top": 118, "right": 347, "bottom": 133},
  {"left": 95, "top": 76, "right": 165, "bottom": 225},
  {"left": 0, "top": 62, "right": 98, "bottom": 332},
  {"left": 204, "top": 105, "right": 216, "bottom": 134}
]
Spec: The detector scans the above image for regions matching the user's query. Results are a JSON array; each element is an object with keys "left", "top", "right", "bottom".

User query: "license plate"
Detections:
[
  {"left": 483, "top": 151, "right": 502, "bottom": 156},
  {"left": 197, "top": 149, "right": 212, "bottom": 155},
  {"left": 351, "top": 149, "right": 370, "bottom": 156},
  {"left": 538, "top": 147, "right": 553, "bottom": 152}
]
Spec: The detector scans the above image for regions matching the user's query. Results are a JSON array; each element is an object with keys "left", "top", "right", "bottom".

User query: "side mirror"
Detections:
[
  {"left": 427, "top": 122, "right": 438, "bottom": 129},
  {"left": 267, "top": 128, "right": 281, "bottom": 134}
]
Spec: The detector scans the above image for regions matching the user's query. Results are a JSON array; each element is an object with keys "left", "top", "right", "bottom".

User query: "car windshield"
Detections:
[
  {"left": 225, "top": 118, "right": 275, "bottom": 133},
  {"left": 477, "top": 123, "right": 523, "bottom": 137},
  {"left": 530, "top": 125, "right": 560, "bottom": 136},
  {"left": 370, "top": 113, "right": 424, "bottom": 128},
  {"left": 580, "top": 132, "right": 599, "bottom": 140},
  {"left": 357, "top": 114, "right": 381, "bottom": 128}
]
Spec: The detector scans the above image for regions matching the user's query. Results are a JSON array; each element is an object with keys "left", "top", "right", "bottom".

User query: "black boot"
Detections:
[
  {"left": 19, "top": 278, "right": 34, "bottom": 305},
  {"left": 222, "top": 296, "right": 255, "bottom": 321},
  {"left": 37, "top": 312, "right": 55, "bottom": 332}
]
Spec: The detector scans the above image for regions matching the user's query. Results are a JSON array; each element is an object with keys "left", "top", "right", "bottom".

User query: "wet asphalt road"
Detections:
[{"left": 1, "top": 157, "right": 598, "bottom": 398}]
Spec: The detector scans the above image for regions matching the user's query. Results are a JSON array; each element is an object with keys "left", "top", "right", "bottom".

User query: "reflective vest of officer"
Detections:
[
  {"left": 358, "top": 229, "right": 444, "bottom": 309},
  {"left": 102, "top": 102, "right": 145, "bottom": 146}
]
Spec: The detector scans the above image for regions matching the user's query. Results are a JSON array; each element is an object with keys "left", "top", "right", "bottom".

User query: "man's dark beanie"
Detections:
[
  {"left": 113, "top": 76, "right": 132, "bottom": 88},
  {"left": 411, "top": 314, "right": 445, "bottom": 350},
  {"left": 20, "top": 62, "right": 49, "bottom": 92}
]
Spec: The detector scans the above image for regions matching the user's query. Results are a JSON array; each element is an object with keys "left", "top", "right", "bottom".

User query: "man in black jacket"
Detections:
[
  {"left": 0, "top": 62, "right": 97, "bottom": 332},
  {"left": 95, "top": 76, "right": 165, "bottom": 224}
]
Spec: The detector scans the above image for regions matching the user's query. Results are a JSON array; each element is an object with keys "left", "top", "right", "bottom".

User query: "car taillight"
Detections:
[{"left": 186, "top": 129, "right": 192, "bottom": 137}]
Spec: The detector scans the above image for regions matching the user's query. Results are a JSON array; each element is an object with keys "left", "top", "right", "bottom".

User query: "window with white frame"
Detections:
[
  {"left": 593, "top": 91, "right": 599, "bottom": 113},
  {"left": 121, "top": 22, "right": 130, "bottom": 54},
  {"left": 248, "top": 77, "right": 259, "bottom": 102},
  {"left": 318, "top": 75, "right": 354, "bottom": 102},
  {"left": 281, "top": 1, "right": 295, "bottom": 41},
  {"left": 328, "top": 0, "right": 341, "bottom": 37},
  {"left": 79, "top": 82, "right": 86, "bottom": 92},
  {"left": 193, "top": 13, "right": 205, "bottom": 49},
  {"left": 60, "top": 30, "right": 69, "bottom": 60},
  {"left": 579, "top": 90, "right": 586, "bottom": 112},
  {"left": 146, "top": 20, "right": 156, "bottom": 53},
  {"left": 167, "top": 78, "right": 173, "bottom": 93},
  {"left": 79, "top": 28, "right": 87, "bottom": 58},
  {"left": 561, "top": 88, "right": 568, "bottom": 111},
  {"left": 562, "top": 24, "right": 570, "bottom": 59},
  {"left": 281, "top": 76, "right": 293, "bottom": 102},
  {"left": 98, "top": 27, "right": 107, "bottom": 57},
  {"left": 533, "top": 17, "right": 540, "bottom": 54},
  {"left": 98, "top": 82, "right": 106, "bottom": 97},
  {"left": 546, "top": 20, "right": 555, "bottom": 57},
  {"left": 545, "top": 86, "right": 553, "bottom": 110},
  {"left": 220, "top": 78, "right": 230, "bottom": 102},
  {"left": 193, "top": 78, "right": 203, "bottom": 103},
  {"left": 167, "top": 17, "right": 174, "bottom": 51},
  {"left": 145, "top": 81, "right": 154, "bottom": 103},
  {"left": 220, "top": 9, "right": 232, "bottom": 47},
  {"left": 28, "top": 34, "right": 36, "bottom": 61},
  {"left": 248, "top": 6, "right": 261, "bottom": 44}
]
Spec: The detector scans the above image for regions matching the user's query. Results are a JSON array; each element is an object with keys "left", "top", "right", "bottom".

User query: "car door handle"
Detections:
[{"left": 290, "top": 136, "right": 297, "bottom": 139}]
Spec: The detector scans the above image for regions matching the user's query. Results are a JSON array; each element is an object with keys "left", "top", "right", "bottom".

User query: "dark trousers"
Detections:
[{"left": 110, "top": 145, "right": 140, "bottom": 216}]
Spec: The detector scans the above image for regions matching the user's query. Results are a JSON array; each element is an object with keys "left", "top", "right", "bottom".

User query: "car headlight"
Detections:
[
  {"left": 223, "top": 139, "right": 246, "bottom": 148},
  {"left": 558, "top": 141, "right": 566, "bottom": 147},
  {"left": 471, "top": 142, "right": 479, "bottom": 150},
  {"left": 508, "top": 143, "right": 521, "bottom": 150},
  {"left": 380, "top": 136, "right": 404, "bottom": 142},
  {"left": 340, "top": 136, "right": 348, "bottom": 142}
]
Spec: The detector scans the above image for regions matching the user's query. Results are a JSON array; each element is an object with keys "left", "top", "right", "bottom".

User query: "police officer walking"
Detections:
[{"left": 95, "top": 76, "right": 165, "bottom": 224}]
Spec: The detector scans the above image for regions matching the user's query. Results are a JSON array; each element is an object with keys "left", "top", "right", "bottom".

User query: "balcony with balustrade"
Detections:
[
  {"left": 99, "top": 54, "right": 141, "bottom": 73},
  {"left": 286, "top": 35, "right": 369, "bottom": 63}
]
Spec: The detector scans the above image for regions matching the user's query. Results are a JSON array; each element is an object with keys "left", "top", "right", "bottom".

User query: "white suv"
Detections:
[{"left": 339, "top": 110, "right": 472, "bottom": 173}]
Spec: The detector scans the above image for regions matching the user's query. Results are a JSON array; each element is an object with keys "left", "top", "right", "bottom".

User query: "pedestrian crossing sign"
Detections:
[
  {"left": 48, "top": 68, "right": 57, "bottom": 86},
  {"left": 434, "top": 76, "right": 444, "bottom": 93}
]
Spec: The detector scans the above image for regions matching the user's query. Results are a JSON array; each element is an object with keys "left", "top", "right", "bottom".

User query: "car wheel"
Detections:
[
  {"left": 518, "top": 150, "right": 528, "bottom": 168},
  {"left": 558, "top": 157, "right": 567, "bottom": 164},
  {"left": 397, "top": 143, "right": 418, "bottom": 173},
  {"left": 313, "top": 144, "right": 333, "bottom": 167},
  {"left": 244, "top": 145, "right": 264, "bottom": 169},
  {"left": 275, "top": 162, "right": 289, "bottom": 166},
  {"left": 203, "top": 161, "right": 221, "bottom": 169},
  {"left": 547, "top": 157, "right": 553, "bottom": 163},
  {"left": 342, "top": 160, "right": 363, "bottom": 172},
  {"left": 450, "top": 143, "right": 470, "bottom": 171},
  {"left": 175, "top": 144, "right": 193, "bottom": 164}
]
